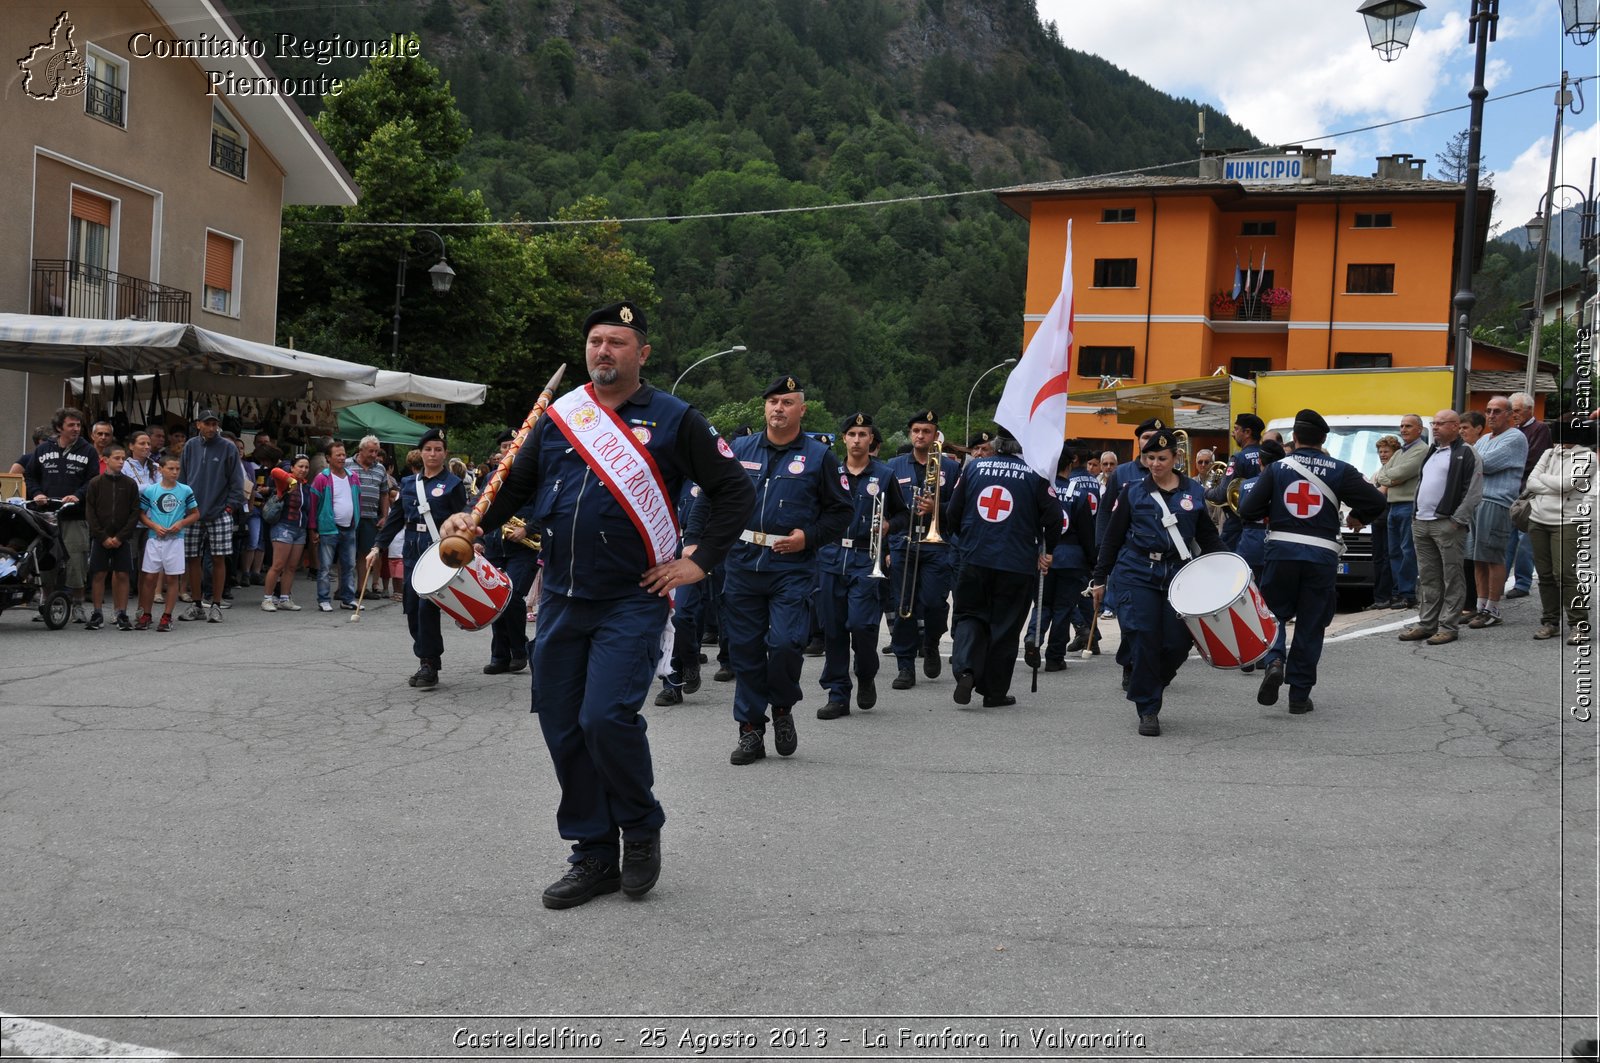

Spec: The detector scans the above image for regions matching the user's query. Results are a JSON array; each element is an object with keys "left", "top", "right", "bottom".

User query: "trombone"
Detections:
[{"left": 897, "top": 432, "right": 946, "bottom": 617}]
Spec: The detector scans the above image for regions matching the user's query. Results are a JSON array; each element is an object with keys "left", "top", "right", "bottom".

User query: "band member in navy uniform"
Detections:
[
  {"left": 1237, "top": 408, "right": 1387, "bottom": 714},
  {"left": 1095, "top": 417, "right": 1165, "bottom": 690},
  {"left": 1090, "top": 428, "right": 1223, "bottom": 736},
  {"left": 1042, "top": 441, "right": 1101, "bottom": 667},
  {"left": 886, "top": 410, "right": 963, "bottom": 688},
  {"left": 943, "top": 430, "right": 1059, "bottom": 707},
  {"left": 654, "top": 481, "right": 707, "bottom": 706},
  {"left": 817, "top": 413, "right": 909, "bottom": 719},
  {"left": 482, "top": 428, "right": 540, "bottom": 676},
  {"left": 443, "top": 302, "right": 754, "bottom": 909},
  {"left": 371, "top": 429, "right": 466, "bottom": 689},
  {"left": 1207, "top": 413, "right": 1264, "bottom": 551},
  {"left": 724, "top": 375, "right": 852, "bottom": 764}
]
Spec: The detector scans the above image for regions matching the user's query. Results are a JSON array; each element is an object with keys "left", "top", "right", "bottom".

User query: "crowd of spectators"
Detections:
[{"left": 9, "top": 405, "right": 426, "bottom": 630}]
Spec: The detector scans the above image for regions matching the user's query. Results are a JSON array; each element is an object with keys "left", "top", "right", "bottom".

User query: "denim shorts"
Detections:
[{"left": 270, "top": 522, "right": 307, "bottom": 547}]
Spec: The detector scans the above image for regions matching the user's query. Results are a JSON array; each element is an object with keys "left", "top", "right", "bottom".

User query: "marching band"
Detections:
[{"left": 398, "top": 299, "right": 1391, "bottom": 906}]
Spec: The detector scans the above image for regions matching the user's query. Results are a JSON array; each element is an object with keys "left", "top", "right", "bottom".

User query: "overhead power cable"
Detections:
[{"left": 291, "top": 75, "right": 1590, "bottom": 231}]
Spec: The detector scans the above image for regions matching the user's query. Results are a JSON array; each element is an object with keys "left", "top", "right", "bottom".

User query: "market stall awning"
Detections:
[
  {"left": 0, "top": 314, "right": 380, "bottom": 384},
  {"left": 337, "top": 402, "right": 429, "bottom": 446},
  {"left": 0, "top": 314, "right": 486, "bottom": 407}
]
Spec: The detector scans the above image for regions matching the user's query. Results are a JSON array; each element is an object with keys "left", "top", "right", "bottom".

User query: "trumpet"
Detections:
[
  {"left": 501, "top": 515, "right": 542, "bottom": 551},
  {"left": 866, "top": 489, "right": 887, "bottom": 579},
  {"left": 898, "top": 431, "right": 946, "bottom": 618}
]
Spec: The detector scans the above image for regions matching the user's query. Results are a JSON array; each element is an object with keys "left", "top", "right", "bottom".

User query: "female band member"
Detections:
[{"left": 1089, "top": 428, "right": 1222, "bottom": 736}]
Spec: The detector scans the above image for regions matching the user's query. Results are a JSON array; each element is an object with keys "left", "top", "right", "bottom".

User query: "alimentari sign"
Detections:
[{"left": 1223, "top": 155, "right": 1306, "bottom": 184}]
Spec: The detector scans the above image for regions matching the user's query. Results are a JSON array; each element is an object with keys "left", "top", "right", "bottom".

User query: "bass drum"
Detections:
[
  {"left": 1166, "top": 551, "right": 1278, "bottom": 669},
  {"left": 410, "top": 543, "right": 513, "bottom": 631}
]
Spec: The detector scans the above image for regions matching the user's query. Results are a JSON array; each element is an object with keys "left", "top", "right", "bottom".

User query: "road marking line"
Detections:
[
  {"left": 1326, "top": 615, "right": 1417, "bottom": 643},
  {"left": 1, "top": 1013, "right": 176, "bottom": 1060}
]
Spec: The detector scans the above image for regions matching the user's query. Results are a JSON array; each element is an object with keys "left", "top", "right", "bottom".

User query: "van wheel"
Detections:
[{"left": 42, "top": 591, "right": 72, "bottom": 630}]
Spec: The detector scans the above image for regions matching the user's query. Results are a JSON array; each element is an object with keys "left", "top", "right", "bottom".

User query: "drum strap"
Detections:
[
  {"left": 414, "top": 476, "right": 440, "bottom": 544},
  {"left": 1148, "top": 491, "right": 1193, "bottom": 562}
]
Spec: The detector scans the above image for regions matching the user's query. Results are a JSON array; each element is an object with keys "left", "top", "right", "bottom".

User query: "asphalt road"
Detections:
[{"left": 1, "top": 590, "right": 1594, "bottom": 1061}]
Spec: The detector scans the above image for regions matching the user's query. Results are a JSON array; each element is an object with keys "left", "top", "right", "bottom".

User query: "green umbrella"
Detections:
[{"left": 337, "top": 402, "right": 429, "bottom": 446}]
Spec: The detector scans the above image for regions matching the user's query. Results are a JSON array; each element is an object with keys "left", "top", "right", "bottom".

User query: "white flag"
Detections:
[{"left": 996, "top": 221, "right": 1073, "bottom": 480}]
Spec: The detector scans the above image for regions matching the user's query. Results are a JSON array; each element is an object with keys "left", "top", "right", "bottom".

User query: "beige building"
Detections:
[{"left": 1, "top": 0, "right": 355, "bottom": 449}]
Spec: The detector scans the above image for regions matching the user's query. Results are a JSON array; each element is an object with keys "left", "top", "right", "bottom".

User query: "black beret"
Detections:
[
  {"left": 870, "top": 426, "right": 883, "bottom": 447},
  {"left": 1259, "top": 438, "right": 1287, "bottom": 462},
  {"left": 1234, "top": 413, "right": 1265, "bottom": 435},
  {"left": 1135, "top": 416, "right": 1165, "bottom": 435},
  {"left": 1142, "top": 428, "right": 1178, "bottom": 454},
  {"left": 582, "top": 301, "right": 647, "bottom": 337},
  {"left": 810, "top": 432, "right": 835, "bottom": 447},
  {"left": 1293, "top": 408, "right": 1329, "bottom": 435},
  {"left": 907, "top": 409, "right": 939, "bottom": 428},
  {"left": 418, "top": 428, "right": 446, "bottom": 448},
  {"left": 494, "top": 428, "right": 516, "bottom": 445},
  {"left": 840, "top": 412, "right": 874, "bottom": 435},
  {"left": 763, "top": 374, "right": 804, "bottom": 398},
  {"left": 967, "top": 431, "right": 993, "bottom": 448}
]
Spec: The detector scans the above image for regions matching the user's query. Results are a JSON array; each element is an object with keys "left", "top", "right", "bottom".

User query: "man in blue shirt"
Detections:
[
  {"left": 1238, "top": 409, "right": 1388, "bottom": 714},
  {"left": 724, "top": 376, "right": 852, "bottom": 764},
  {"left": 943, "top": 430, "right": 1059, "bottom": 708}
]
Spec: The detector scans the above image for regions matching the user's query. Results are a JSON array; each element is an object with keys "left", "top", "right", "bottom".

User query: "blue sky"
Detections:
[{"left": 1035, "top": 0, "right": 1599, "bottom": 239}]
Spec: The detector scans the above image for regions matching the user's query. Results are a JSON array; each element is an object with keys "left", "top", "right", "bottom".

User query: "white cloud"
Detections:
[{"left": 1493, "top": 116, "right": 1600, "bottom": 234}]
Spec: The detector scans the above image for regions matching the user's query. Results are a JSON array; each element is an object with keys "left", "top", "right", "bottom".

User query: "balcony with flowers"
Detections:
[{"left": 1210, "top": 287, "right": 1291, "bottom": 330}]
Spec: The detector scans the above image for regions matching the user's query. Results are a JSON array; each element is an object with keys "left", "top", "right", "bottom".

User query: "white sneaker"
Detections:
[
  {"left": 261, "top": 597, "right": 277, "bottom": 612},
  {"left": 276, "top": 597, "right": 302, "bottom": 611},
  {"left": 153, "top": 593, "right": 164, "bottom": 604},
  {"left": 318, "top": 601, "right": 334, "bottom": 612}
]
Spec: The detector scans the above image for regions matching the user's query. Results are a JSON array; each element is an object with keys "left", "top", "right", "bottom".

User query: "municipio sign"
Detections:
[{"left": 1223, "top": 155, "right": 1306, "bottom": 184}]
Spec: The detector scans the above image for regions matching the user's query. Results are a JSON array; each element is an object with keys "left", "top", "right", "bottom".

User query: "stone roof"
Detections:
[{"left": 998, "top": 172, "right": 1471, "bottom": 199}]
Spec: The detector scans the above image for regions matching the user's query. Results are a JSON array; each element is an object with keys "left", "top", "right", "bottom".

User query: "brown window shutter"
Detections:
[
  {"left": 205, "top": 233, "right": 235, "bottom": 291},
  {"left": 71, "top": 189, "right": 114, "bottom": 227}
]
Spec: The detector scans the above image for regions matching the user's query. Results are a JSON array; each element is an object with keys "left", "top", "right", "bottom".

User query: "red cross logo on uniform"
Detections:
[
  {"left": 1087, "top": 492, "right": 1099, "bottom": 515},
  {"left": 977, "top": 485, "right": 1014, "bottom": 522},
  {"left": 1284, "top": 480, "right": 1324, "bottom": 518}
]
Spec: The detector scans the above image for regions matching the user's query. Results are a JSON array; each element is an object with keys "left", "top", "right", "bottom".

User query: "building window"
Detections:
[
  {"left": 1092, "top": 258, "right": 1137, "bottom": 288},
  {"left": 211, "top": 104, "right": 247, "bottom": 180},
  {"left": 204, "top": 230, "right": 240, "bottom": 316},
  {"left": 1334, "top": 352, "right": 1393, "bottom": 369},
  {"left": 1346, "top": 263, "right": 1395, "bottom": 294},
  {"left": 1101, "top": 208, "right": 1136, "bottom": 223},
  {"left": 1078, "top": 346, "right": 1135, "bottom": 379},
  {"left": 1354, "top": 212, "right": 1393, "bottom": 228},
  {"left": 1230, "top": 357, "right": 1272, "bottom": 379},
  {"left": 84, "top": 47, "right": 127, "bottom": 127},
  {"left": 1241, "top": 220, "right": 1277, "bottom": 236}
]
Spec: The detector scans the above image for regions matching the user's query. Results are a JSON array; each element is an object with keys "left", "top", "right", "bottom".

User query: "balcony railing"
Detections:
[
  {"left": 1210, "top": 289, "right": 1291, "bottom": 323},
  {"left": 210, "top": 132, "right": 246, "bottom": 179},
  {"left": 31, "top": 259, "right": 191, "bottom": 323},
  {"left": 84, "top": 74, "right": 124, "bottom": 126}
]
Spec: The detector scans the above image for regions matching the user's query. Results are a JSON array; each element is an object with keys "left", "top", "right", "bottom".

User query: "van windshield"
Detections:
[{"left": 1280, "top": 426, "right": 1399, "bottom": 476}]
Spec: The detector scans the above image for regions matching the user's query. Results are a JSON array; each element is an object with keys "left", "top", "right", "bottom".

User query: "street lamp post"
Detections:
[
  {"left": 670, "top": 345, "right": 747, "bottom": 395},
  {"left": 965, "top": 358, "right": 1017, "bottom": 446},
  {"left": 1524, "top": 174, "right": 1599, "bottom": 396},
  {"left": 1359, "top": 0, "right": 1495, "bottom": 412},
  {"left": 390, "top": 228, "right": 456, "bottom": 368}
]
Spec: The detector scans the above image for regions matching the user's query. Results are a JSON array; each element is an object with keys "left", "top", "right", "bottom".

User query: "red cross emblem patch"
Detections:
[
  {"left": 977, "top": 485, "right": 1014, "bottom": 522},
  {"left": 1284, "top": 480, "right": 1324, "bottom": 518}
]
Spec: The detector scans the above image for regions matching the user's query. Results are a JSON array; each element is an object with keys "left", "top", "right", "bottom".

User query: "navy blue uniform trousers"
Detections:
[
  {"left": 950, "top": 564, "right": 1033, "bottom": 699},
  {"left": 487, "top": 549, "right": 539, "bottom": 664},
  {"left": 1039, "top": 566, "right": 1091, "bottom": 661},
  {"left": 1113, "top": 562, "right": 1193, "bottom": 718},
  {"left": 401, "top": 534, "right": 444, "bottom": 662},
  {"left": 889, "top": 543, "right": 953, "bottom": 664},
  {"left": 531, "top": 593, "right": 668, "bottom": 864},
  {"left": 817, "top": 568, "right": 883, "bottom": 703},
  {"left": 1259, "top": 557, "right": 1338, "bottom": 700},
  {"left": 724, "top": 566, "right": 813, "bottom": 727}
]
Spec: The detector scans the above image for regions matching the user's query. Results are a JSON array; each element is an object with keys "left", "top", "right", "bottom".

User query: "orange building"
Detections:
[{"left": 997, "top": 149, "right": 1494, "bottom": 448}]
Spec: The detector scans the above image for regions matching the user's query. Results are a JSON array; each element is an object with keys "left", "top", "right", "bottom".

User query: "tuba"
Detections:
[{"left": 1172, "top": 428, "right": 1192, "bottom": 476}]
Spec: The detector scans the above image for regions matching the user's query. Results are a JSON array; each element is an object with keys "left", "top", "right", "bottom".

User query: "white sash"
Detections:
[
  {"left": 545, "top": 385, "right": 680, "bottom": 677},
  {"left": 414, "top": 474, "right": 439, "bottom": 542}
]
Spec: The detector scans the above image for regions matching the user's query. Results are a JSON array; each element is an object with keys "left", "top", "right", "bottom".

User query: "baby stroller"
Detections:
[{"left": 0, "top": 499, "right": 73, "bottom": 629}]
